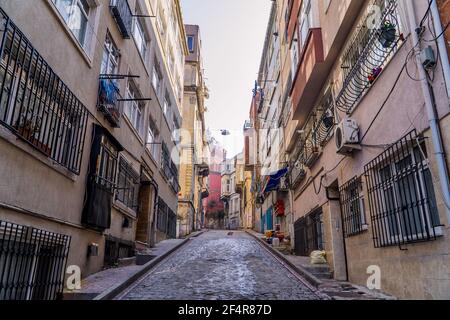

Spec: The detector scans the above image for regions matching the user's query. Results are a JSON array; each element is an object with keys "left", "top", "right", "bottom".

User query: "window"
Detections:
[
  {"left": 340, "top": 177, "right": 367, "bottom": 237},
  {"left": 187, "top": 36, "right": 195, "bottom": 53},
  {"left": 124, "top": 82, "right": 143, "bottom": 135},
  {"left": 116, "top": 157, "right": 140, "bottom": 211},
  {"left": 298, "top": 0, "right": 312, "bottom": 49},
  {"left": 133, "top": 18, "right": 148, "bottom": 59},
  {"left": 163, "top": 93, "right": 171, "bottom": 118},
  {"left": 95, "top": 135, "right": 119, "bottom": 193},
  {"left": 52, "top": 0, "right": 91, "bottom": 48},
  {"left": 0, "top": 11, "right": 89, "bottom": 174},
  {"left": 152, "top": 63, "right": 162, "bottom": 95},
  {"left": 101, "top": 33, "right": 119, "bottom": 75},
  {"left": 364, "top": 130, "right": 441, "bottom": 248},
  {"left": 147, "top": 117, "right": 160, "bottom": 161}
]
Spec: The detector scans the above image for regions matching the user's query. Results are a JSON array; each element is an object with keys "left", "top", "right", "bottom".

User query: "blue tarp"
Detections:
[{"left": 263, "top": 167, "right": 288, "bottom": 193}]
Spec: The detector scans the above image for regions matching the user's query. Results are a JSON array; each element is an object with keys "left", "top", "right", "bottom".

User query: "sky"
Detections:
[{"left": 180, "top": 0, "right": 272, "bottom": 158}]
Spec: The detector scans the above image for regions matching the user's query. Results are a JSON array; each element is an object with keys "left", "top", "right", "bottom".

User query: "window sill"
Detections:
[
  {"left": 45, "top": 0, "right": 93, "bottom": 68},
  {"left": 0, "top": 125, "right": 78, "bottom": 182},
  {"left": 144, "top": 148, "right": 160, "bottom": 167},
  {"left": 112, "top": 201, "right": 137, "bottom": 220}
]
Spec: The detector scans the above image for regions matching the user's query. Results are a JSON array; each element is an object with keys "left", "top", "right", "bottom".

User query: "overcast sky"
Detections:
[{"left": 180, "top": 0, "right": 272, "bottom": 158}]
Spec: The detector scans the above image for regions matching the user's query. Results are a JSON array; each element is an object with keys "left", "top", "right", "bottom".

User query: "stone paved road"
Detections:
[{"left": 119, "top": 230, "right": 324, "bottom": 300}]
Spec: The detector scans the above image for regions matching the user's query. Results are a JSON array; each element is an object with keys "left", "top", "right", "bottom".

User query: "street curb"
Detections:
[
  {"left": 93, "top": 231, "right": 205, "bottom": 300},
  {"left": 245, "top": 230, "right": 324, "bottom": 288}
]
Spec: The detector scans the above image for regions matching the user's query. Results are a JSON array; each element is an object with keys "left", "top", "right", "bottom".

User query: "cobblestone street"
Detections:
[{"left": 119, "top": 231, "right": 324, "bottom": 300}]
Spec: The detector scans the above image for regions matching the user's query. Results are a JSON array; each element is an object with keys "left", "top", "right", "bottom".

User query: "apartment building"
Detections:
[
  {"left": 220, "top": 157, "right": 241, "bottom": 230},
  {"left": 280, "top": 0, "right": 450, "bottom": 299},
  {"left": 0, "top": 0, "right": 187, "bottom": 299},
  {"left": 203, "top": 135, "right": 226, "bottom": 229},
  {"left": 177, "top": 24, "right": 209, "bottom": 237}
]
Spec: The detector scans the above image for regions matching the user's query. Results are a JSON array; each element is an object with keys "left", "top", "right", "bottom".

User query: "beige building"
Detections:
[
  {"left": 177, "top": 24, "right": 209, "bottom": 237},
  {"left": 251, "top": 0, "right": 450, "bottom": 299},
  {"left": 0, "top": 0, "right": 187, "bottom": 298}
]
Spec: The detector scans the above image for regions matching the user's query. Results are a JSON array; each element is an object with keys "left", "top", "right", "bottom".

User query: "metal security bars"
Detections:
[
  {"left": 336, "top": 0, "right": 404, "bottom": 114},
  {"left": 156, "top": 197, "right": 177, "bottom": 239},
  {"left": 339, "top": 176, "right": 368, "bottom": 237},
  {"left": 364, "top": 130, "right": 441, "bottom": 249},
  {"left": 116, "top": 157, "right": 140, "bottom": 210},
  {"left": 0, "top": 9, "right": 89, "bottom": 174},
  {"left": 0, "top": 220, "right": 71, "bottom": 300},
  {"left": 294, "top": 209, "right": 324, "bottom": 256},
  {"left": 110, "top": 0, "right": 133, "bottom": 39}
]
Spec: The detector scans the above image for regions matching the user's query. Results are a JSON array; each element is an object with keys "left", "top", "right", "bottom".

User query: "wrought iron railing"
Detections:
[
  {"left": 0, "top": 220, "right": 71, "bottom": 300},
  {"left": 339, "top": 176, "right": 368, "bottom": 237},
  {"left": 0, "top": 9, "right": 89, "bottom": 174},
  {"left": 364, "top": 130, "right": 441, "bottom": 249},
  {"left": 336, "top": 0, "right": 404, "bottom": 114},
  {"left": 110, "top": 0, "right": 133, "bottom": 39},
  {"left": 97, "top": 77, "right": 122, "bottom": 128}
]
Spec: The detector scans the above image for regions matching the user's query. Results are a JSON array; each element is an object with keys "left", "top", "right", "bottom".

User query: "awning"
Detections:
[{"left": 262, "top": 167, "right": 289, "bottom": 193}]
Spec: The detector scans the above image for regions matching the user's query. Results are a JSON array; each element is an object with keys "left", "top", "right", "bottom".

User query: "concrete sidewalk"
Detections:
[
  {"left": 64, "top": 230, "right": 206, "bottom": 300},
  {"left": 245, "top": 229, "right": 396, "bottom": 300}
]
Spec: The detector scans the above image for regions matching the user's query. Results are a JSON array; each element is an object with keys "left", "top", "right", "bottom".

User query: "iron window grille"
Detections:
[
  {"left": 294, "top": 209, "right": 324, "bottom": 256},
  {"left": 115, "top": 157, "right": 140, "bottom": 211},
  {"left": 156, "top": 197, "right": 177, "bottom": 238},
  {"left": 364, "top": 130, "right": 441, "bottom": 249},
  {"left": 0, "top": 220, "right": 71, "bottom": 300},
  {"left": 339, "top": 176, "right": 368, "bottom": 237},
  {"left": 95, "top": 135, "right": 119, "bottom": 193},
  {"left": 0, "top": 9, "right": 89, "bottom": 175},
  {"left": 104, "top": 235, "right": 134, "bottom": 267},
  {"left": 336, "top": 0, "right": 404, "bottom": 114},
  {"left": 110, "top": 0, "right": 133, "bottom": 39}
]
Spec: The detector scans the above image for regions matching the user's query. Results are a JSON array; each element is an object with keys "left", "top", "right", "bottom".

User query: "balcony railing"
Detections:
[
  {"left": 0, "top": 9, "right": 89, "bottom": 174},
  {"left": 336, "top": 0, "right": 404, "bottom": 113},
  {"left": 97, "top": 77, "right": 122, "bottom": 128},
  {"left": 0, "top": 220, "right": 71, "bottom": 300},
  {"left": 110, "top": 0, "right": 133, "bottom": 39}
]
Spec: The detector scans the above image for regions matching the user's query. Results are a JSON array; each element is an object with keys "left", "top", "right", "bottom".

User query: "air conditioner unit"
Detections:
[
  {"left": 279, "top": 176, "right": 289, "bottom": 191},
  {"left": 335, "top": 118, "right": 361, "bottom": 155},
  {"left": 291, "top": 161, "right": 306, "bottom": 188}
]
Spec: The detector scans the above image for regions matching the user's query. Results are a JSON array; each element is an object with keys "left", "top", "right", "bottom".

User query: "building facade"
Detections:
[
  {"left": 177, "top": 24, "right": 209, "bottom": 237},
  {"left": 0, "top": 0, "right": 187, "bottom": 296},
  {"left": 249, "top": 0, "right": 450, "bottom": 299}
]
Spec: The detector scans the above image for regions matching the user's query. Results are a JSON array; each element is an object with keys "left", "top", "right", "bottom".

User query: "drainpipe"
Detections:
[
  {"left": 430, "top": 0, "right": 450, "bottom": 98},
  {"left": 405, "top": 0, "right": 450, "bottom": 224}
]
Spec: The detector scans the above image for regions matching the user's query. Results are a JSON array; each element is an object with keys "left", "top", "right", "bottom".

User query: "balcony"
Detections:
[
  {"left": 0, "top": 9, "right": 89, "bottom": 175},
  {"left": 335, "top": 0, "right": 404, "bottom": 113},
  {"left": 197, "top": 159, "right": 210, "bottom": 177},
  {"left": 290, "top": 28, "right": 325, "bottom": 125},
  {"left": 97, "top": 78, "right": 122, "bottom": 128},
  {"left": 201, "top": 187, "right": 210, "bottom": 199},
  {"left": 110, "top": 0, "right": 133, "bottom": 39}
]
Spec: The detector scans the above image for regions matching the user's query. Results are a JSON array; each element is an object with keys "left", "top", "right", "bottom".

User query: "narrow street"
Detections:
[{"left": 118, "top": 231, "right": 324, "bottom": 300}]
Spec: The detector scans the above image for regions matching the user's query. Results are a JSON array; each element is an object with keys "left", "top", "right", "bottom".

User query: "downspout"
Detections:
[
  {"left": 430, "top": 0, "right": 450, "bottom": 98},
  {"left": 404, "top": 0, "right": 450, "bottom": 224}
]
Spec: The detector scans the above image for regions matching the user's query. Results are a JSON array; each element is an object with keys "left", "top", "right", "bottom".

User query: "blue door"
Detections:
[{"left": 266, "top": 207, "right": 273, "bottom": 231}]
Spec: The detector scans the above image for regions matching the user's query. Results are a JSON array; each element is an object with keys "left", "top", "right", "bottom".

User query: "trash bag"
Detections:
[{"left": 310, "top": 250, "right": 327, "bottom": 265}]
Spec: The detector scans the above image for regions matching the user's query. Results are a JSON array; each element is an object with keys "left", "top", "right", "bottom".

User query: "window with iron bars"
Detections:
[
  {"left": 339, "top": 176, "right": 368, "bottom": 237},
  {"left": 115, "top": 157, "right": 140, "bottom": 211},
  {"left": 364, "top": 130, "right": 441, "bottom": 249},
  {"left": 336, "top": 0, "right": 405, "bottom": 114},
  {"left": 95, "top": 135, "right": 119, "bottom": 193},
  {"left": 0, "top": 9, "right": 89, "bottom": 174},
  {"left": 156, "top": 197, "right": 176, "bottom": 238},
  {"left": 0, "top": 220, "right": 71, "bottom": 300}
]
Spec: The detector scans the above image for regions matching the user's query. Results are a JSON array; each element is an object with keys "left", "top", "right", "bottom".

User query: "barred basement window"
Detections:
[
  {"left": 364, "top": 130, "right": 441, "bottom": 248},
  {"left": 0, "top": 220, "right": 71, "bottom": 300},
  {"left": 339, "top": 176, "right": 368, "bottom": 237},
  {"left": 0, "top": 9, "right": 89, "bottom": 174},
  {"left": 116, "top": 157, "right": 140, "bottom": 211}
]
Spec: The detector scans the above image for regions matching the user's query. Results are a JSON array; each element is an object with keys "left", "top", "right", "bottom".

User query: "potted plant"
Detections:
[{"left": 379, "top": 21, "right": 396, "bottom": 48}]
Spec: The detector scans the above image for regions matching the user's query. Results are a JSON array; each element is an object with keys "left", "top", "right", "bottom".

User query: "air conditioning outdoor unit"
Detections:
[
  {"left": 335, "top": 118, "right": 361, "bottom": 155},
  {"left": 279, "top": 176, "right": 289, "bottom": 191}
]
